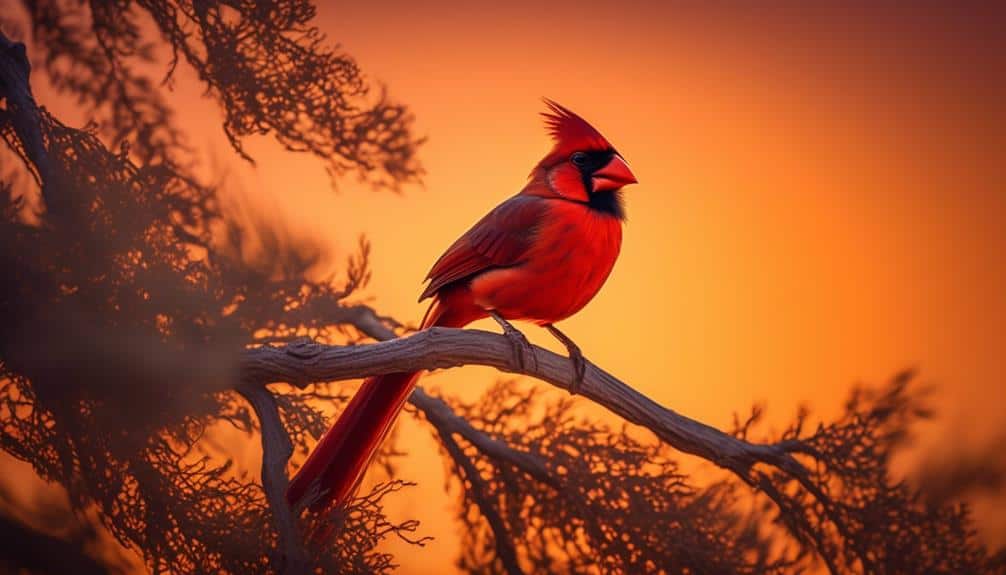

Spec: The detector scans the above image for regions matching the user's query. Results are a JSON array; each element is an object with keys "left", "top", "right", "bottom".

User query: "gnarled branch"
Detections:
[{"left": 241, "top": 327, "right": 809, "bottom": 489}]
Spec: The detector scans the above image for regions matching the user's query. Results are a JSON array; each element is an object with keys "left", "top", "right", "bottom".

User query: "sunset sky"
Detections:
[{"left": 13, "top": 1, "right": 1006, "bottom": 572}]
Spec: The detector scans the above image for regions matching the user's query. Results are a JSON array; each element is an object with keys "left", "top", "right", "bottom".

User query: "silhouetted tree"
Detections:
[{"left": 0, "top": 2, "right": 1003, "bottom": 575}]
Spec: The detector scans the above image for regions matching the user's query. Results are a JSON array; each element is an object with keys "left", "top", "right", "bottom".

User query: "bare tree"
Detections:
[{"left": 0, "top": 2, "right": 1003, "bottom": 574}]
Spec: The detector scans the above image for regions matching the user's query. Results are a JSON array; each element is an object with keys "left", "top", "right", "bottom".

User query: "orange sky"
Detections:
[{"left": 16, "top": 1, "right": 1006, "bottom": 572}]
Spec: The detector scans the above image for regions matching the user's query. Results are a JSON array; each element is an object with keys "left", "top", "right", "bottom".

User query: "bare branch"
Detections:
[
  {"left": 410, "top": 387, "right": 555, "bottom": 488},
  {"left": 427, "top": 409, "right": 525, "bottom": 575},
  {"left": 236, "top": 386, "right": 308, "bottom": 575},
  {"left": 241, "top": 327, "right": 806, "bottom": 487}
]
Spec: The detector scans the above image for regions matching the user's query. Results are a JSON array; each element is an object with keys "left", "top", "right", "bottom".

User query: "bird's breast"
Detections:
[{"left": 470, "top": 200, "right": 622, "bottom": 324}]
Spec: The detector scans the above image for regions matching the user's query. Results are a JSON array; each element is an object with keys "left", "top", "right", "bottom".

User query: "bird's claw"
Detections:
[
  {"left": 506, "top": 328, "right": 537, "bottom": 372},
  {"left": 489, "top": 312, "right": 537, "bottom": 371},
  {"left": 567, "top": 343, "right": 586, "bottom": 395},
  {"left": 545, "top": 324, "right": 586, "bottom": 395}
]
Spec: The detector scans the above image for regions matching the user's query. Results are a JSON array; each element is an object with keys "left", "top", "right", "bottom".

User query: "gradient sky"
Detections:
[{"left": 15, "top": 1, "right": 1006, "bottom": 572}]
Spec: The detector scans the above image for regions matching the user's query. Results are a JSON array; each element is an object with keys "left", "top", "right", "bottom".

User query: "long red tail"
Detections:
[
  {"left": 285, "top": 370, "right": 420, "bottom": 512},
  {"left": 286, "top": 294, "right": 477, "bottom": 512}
]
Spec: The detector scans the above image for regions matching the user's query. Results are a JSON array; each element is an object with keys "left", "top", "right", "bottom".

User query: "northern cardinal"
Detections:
[{"left": 287, "top": 100, "right": 637, "bottom": 513}]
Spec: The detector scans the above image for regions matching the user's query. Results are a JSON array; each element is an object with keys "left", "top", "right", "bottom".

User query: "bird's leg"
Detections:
[
  {"left": 544, "top": 323, "right": 586, "bottom": 395},
  {"left": 489, "top": 311, "right": 536, "bottom": 372}
]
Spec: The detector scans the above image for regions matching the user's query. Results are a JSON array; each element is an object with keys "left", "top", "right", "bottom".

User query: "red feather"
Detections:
[
  {"left": 420, "top": 195, "right": 546, "bottom": 301},
  {"left": 541, "top": 98, "right": 613, "bottom": 153}
]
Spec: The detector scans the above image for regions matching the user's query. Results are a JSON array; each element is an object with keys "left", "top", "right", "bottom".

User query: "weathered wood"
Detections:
[{"left": 241, "top": 326, "right": 808, "bottom": 483}]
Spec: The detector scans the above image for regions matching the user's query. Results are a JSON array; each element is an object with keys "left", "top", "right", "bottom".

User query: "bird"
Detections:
[{"left": 286, "top": 99, "right": 637, "bottom": 514}]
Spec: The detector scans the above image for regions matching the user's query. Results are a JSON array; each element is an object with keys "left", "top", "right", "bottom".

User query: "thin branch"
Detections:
[
  {"left": 429, "top": 413, "right": 525, "bottom": 575},
  {"left": 236, "top": 386, "right": 308, "bottom": 575},
  {"left": 410, "top": 387, "right": 555, "bottom": 488}
]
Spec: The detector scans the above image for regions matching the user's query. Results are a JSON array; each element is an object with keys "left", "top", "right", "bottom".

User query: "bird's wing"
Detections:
[{"left": 420, "top": 195, "right": 546, "bottom": 301}]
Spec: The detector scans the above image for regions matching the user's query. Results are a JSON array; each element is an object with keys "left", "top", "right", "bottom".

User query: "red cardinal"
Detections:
[{"left": 287, "top": 100, "right": 637, "bottom": 513}]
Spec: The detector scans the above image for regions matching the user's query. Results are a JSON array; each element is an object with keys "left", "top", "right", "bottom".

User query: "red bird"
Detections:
[{"left": 287, "top": 100, "right": 637, "bottom": 513}]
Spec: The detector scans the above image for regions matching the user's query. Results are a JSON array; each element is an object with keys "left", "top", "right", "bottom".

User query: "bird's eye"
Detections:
[{"left": 570, "top": 152, "right": 587, "bottom": 167}]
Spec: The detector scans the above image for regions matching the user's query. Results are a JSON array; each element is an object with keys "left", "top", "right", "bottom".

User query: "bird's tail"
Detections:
[
  {"left": 285, "top": 369, "right": 420, "bottom": 513},
  {"left": 286, "top": 293, "right": 476, "bottom": 513}
]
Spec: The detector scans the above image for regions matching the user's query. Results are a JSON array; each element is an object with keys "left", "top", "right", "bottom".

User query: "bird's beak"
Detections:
[{"left": 591, "top": 155, "right": 638, "bottom": 192}]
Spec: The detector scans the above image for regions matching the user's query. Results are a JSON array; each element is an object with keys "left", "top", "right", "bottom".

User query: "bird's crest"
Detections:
[{"left": 541, "top": 98, "right": 611, "bottom": 152}]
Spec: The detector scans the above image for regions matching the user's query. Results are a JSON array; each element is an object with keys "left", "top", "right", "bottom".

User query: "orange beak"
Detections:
[{"left": 592, "top": 155, "right": 638, "bottom": 192}]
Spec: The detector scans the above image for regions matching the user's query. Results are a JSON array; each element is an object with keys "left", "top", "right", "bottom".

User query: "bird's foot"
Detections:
[
  {"left": 489, "top": 311, "right": 536, "bottom": 371},
  {"left": 545, "top": 324, "right": 587, "bottom": 395}
]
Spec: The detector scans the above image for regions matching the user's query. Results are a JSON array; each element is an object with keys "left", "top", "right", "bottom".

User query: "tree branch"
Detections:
[
  {"left": 427, "top": 409, "right": 525, "bottom": 575},
  {"left": 236, "top": 386, "right": 308, "bottom": 575},
  {"left": 241, "top": 327, "right": 809, "bottom": 488},
  {"left": 410, "top": 387, "right": 555, "bottom": 488}
]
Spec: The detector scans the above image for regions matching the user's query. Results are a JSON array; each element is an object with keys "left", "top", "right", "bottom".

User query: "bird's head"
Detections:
[{"left": 530, "top": 99, "right": 637, "bottom": 218}]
